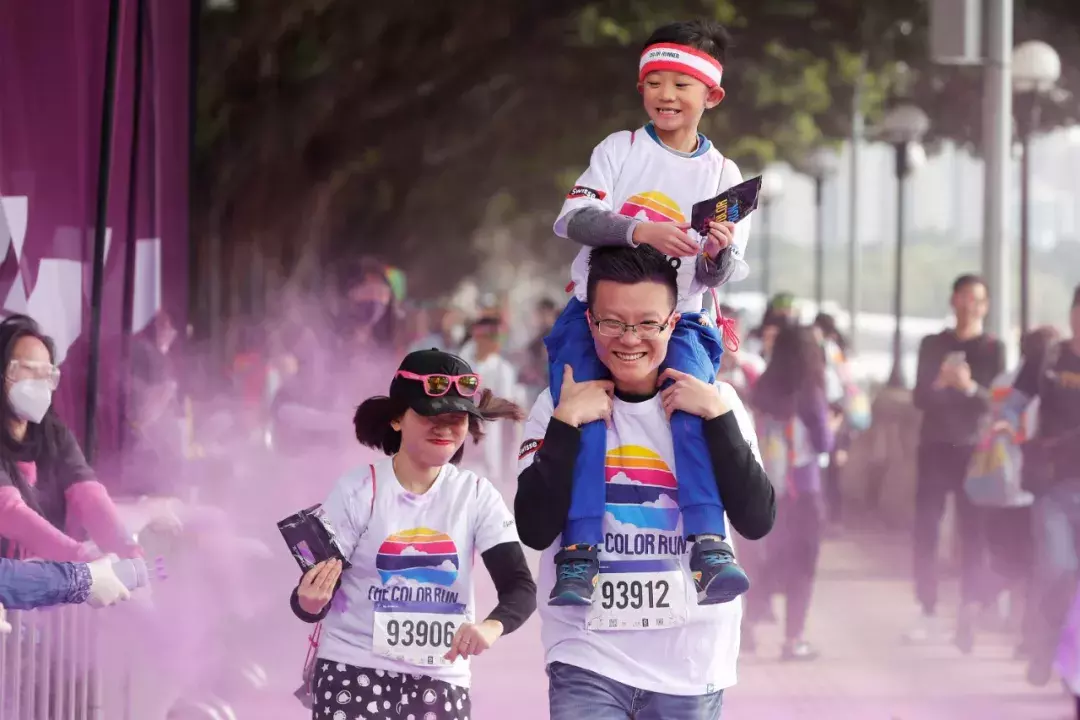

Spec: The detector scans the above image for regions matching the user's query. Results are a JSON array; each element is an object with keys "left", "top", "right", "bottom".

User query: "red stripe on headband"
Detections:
[{"left": 639, "top": 42, "right": 724, "bottom": 88}]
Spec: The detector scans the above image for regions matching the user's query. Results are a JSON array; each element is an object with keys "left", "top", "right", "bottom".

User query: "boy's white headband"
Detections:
[{"left": 639, "top": 43, "right": 724, "bottom": 89}]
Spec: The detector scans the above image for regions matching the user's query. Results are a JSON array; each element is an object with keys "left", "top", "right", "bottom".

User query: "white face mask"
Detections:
[{"left": 9, "top": 379, "right": 52, "bottom": 424}]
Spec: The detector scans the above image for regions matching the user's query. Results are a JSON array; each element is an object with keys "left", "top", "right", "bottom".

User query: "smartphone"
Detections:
[{"left": 944, "top": 351, "right": 966, "bottom": 367}]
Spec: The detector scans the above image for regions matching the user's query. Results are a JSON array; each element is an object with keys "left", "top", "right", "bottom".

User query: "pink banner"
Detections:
[{"left": 0, "top": 0, "right": 190, "bottom": 458}]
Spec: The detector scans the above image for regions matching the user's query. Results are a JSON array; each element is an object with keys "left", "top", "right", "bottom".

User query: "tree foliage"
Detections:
[{"left": 192, "top": 0, "right": 1080, "bottom": 321}]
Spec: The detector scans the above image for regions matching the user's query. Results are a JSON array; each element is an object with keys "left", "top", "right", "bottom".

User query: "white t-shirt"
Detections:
[
  {"left": 315, "top": 458, "right": 520, "bottom": 688},
  {"left": 519, "top": 381, "right": 759, "bottom": 695},
  {"left": 554, "top": 126, "right": 752, "bottom": 313}
]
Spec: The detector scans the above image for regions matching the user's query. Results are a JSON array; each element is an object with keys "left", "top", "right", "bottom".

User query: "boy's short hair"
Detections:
[
  {"left": 586, "top": 246, "right": 679, "bottom": 309},
  {"left": 952, "top": 273, "right": 987, "bottom": 295},
  {"left": 643, "top": 20, "right": 731, "bottom": 66}
]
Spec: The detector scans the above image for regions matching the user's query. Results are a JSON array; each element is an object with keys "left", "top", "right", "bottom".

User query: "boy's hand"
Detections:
[
  {"left": 658, "top": 368, "right": 728, "bottom": 420},
  {"left": 553, "top": 365, "right": 614, "bottom": 428},
  {"left": 633, "top": 222, "right": 698, "bottom": 258},
  {"left": 703, "top": 220, "right": 735, "bottom": 259}
]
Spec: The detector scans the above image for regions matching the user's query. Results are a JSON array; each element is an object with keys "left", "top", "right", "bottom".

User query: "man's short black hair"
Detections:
[
  {"left": 952, "top": 273, "right": 987, "bottom": 295},
  {"left": 1072, "top": 283, "right": 1080, "bottom": 309},
  {"left": 537, "top": 297, "right": 558, "bottom": 312},
  {"left": 643, "top": 20, "right": 731, "bottom": 66},
  {"left": 586, "top": 246, "right": 679, "bottom": 309}
]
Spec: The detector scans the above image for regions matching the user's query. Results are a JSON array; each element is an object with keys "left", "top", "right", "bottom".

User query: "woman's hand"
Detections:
[
  {"left": 444, "top": 619, "right": 503, "bottom": 662},
  {"left": 658, "top": 369, "right": 728, "bottom": 420},
  {"left": 297, "top": 559, "right": 342, "bottom": 615}
]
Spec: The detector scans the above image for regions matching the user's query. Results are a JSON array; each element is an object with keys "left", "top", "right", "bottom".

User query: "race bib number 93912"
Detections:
[
  {"left": 586, "top": 561, "right": 687, "bottom": 632},
  {"left": 373, "top": 601, "right": 468, "bottom": 666}
]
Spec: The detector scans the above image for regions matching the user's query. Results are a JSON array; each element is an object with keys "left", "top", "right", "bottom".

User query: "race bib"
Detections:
[
  {"left": 373, "top": 601, "right": 468, "bottom": 667},
  {"left": 586, "top": 560, "right": 688, "bottom": 632}
]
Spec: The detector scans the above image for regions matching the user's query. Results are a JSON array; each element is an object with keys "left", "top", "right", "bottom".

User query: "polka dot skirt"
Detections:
[{"left": 312, "top": 660, "right": 471, "bottom": 720}]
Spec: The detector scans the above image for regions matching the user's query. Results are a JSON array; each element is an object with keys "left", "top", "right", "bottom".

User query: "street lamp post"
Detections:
[
  {"left": 1012, "top": 40, "right": 1062, "bottom": 335},
  {"left": 879, "top": 104, "right": 930, "bottom": 389},
  {"left": 757, "top": 171, "right": 784, "bottom": 299},
  {"left": 801, "top": 148, "right": 839, "bottom": 311}
]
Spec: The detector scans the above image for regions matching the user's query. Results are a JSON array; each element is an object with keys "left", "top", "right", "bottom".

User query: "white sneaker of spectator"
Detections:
[{"left": 903, "top": 611, "right": 949, "bottom": 644}]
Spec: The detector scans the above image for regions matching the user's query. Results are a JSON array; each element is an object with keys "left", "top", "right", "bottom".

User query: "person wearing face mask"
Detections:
[
  {"left": 270, "top": 259, "right": 403, "bottom": 458},
  {"left": 0, "top": 315, "right": 140, "bottom": 561},
  {"left": 289, "top": 349, "right": 536, "bottom": 719},
  {"left": 337, "top": 257, "right": 399, "bottom": 352}
]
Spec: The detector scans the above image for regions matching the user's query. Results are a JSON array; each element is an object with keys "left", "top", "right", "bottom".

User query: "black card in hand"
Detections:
[
  {"left": 690, "top": 176, "right": 763, "bottom": 236},
  {"left": 277, "top": 504, "right": 352, "bottom": 572}
]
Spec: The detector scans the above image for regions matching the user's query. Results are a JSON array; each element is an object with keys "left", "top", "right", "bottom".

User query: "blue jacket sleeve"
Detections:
[{"left": 0, "top": 558, "right": 90, "bottom": 611}]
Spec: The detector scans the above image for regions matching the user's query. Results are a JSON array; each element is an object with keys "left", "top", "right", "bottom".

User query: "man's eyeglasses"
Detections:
[{"left": 590, "top": 312, "right": 675, "bottom": 340}]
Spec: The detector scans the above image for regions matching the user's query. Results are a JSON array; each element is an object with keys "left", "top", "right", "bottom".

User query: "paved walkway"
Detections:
[{"left": 468, "top": 526, "right": 1074, "bottom": 719}]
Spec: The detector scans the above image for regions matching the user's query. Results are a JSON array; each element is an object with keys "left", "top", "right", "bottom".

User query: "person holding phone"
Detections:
[
  {"left": 288, "top": 349, "right": 536, "bottom": 720},
  {"left": 909, "top": 274, "right": 1005, "bottom": 649}
]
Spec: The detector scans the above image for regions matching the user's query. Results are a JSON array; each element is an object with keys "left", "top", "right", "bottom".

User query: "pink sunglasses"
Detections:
[{"left": 395, "top": 370, "right": 481, "bottom": 397}]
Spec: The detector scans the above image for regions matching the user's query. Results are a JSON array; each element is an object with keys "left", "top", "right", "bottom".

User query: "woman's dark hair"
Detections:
[
  {"left": 756, "top": 323, "right": 825, "bottom": 400},
  {"left": 352, "top": 390, "right": 525, "bottom": 465},
  {"left": 0, "top": 315, "right": 64, "bottom": 505},
  {"left": 586, "top": 245, "right": 679, "bottom": 310},
  {"left": 813, "top": 312, "right": 848, "bottom": 355},
  {"left": 643, "top": 20, "right": 731, "bottom": 65},
  {"left": 337, "top": 256, "right": 398, "bottom": 346}
]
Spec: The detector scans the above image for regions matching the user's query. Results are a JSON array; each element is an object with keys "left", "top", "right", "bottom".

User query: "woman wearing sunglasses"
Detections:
[
  {"left": 289, "top": 349, "right": 537, "bottom": 720},
  {"left": 0, "top": 315, "right": 139, "bottom": 561}
]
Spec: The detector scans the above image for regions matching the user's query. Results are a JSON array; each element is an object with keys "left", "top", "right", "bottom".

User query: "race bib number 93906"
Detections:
[{"left": 373, "top": 601, "right": 468, "bottom": 666}]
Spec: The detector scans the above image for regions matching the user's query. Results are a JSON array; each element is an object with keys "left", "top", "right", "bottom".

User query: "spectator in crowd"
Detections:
[
  {"left": 813, "top": 312, "right": 854, "bottom": 527},
  {"left": 519, "top": 297, "right": 560, "bottom": 402},
  {"left": 746, "top": 292, "right": 798, "bottom": 357},
  {"left": 716, "top": 304, "right": 765, "bottom": 404},
  {"left": 459, "top": 316, "right": 523, "bottom": 482},
  {"left": 909, "top": 274, "right": 1004, "bottom": 647},
  {"left": 0, "top": 554, "right": 133, "bottom": 612},
  {"left": 977, "top": 326, "right": 1060, "bottom": 657},
  {"left": 270, "top": 258, "right": 402, "bottom": 456},
  {"left": 0, "top": 315, "right": 140, "bottom": 561},
  {"left": 748, "top": 323, "right": 835, "bottom": 660},
  {"left": 1008, "top": 285, "right": 1080, "bottom": 685},
  {"left": 123, "top": 310, "right": 186, "bottom": 495},
  {"left": 409, "top": 304, "right": 468, "bottom": 355}
]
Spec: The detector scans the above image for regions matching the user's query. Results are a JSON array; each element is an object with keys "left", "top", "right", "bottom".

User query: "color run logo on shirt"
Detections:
[
  {"left": 605, "top": 445, "right": 680, "bottom": 531},
  {"left": 619, "top": 191, "right": 685, "bottom": 224},
  {"left": 369, "top": 528, "right": 461, "bottom": 605}
]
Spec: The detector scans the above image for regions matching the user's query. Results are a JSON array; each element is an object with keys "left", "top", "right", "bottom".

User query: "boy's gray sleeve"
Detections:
[
  {"left": 564, "top": 207, "right": 641, "bottom": 248},
  {"left": 695, "top": 247, "right": 736, "bottom": 288}
]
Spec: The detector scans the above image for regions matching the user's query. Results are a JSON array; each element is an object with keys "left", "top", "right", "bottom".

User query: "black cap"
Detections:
[{"left": 389, "top": 349, "right": 483, "bottom": 418}]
